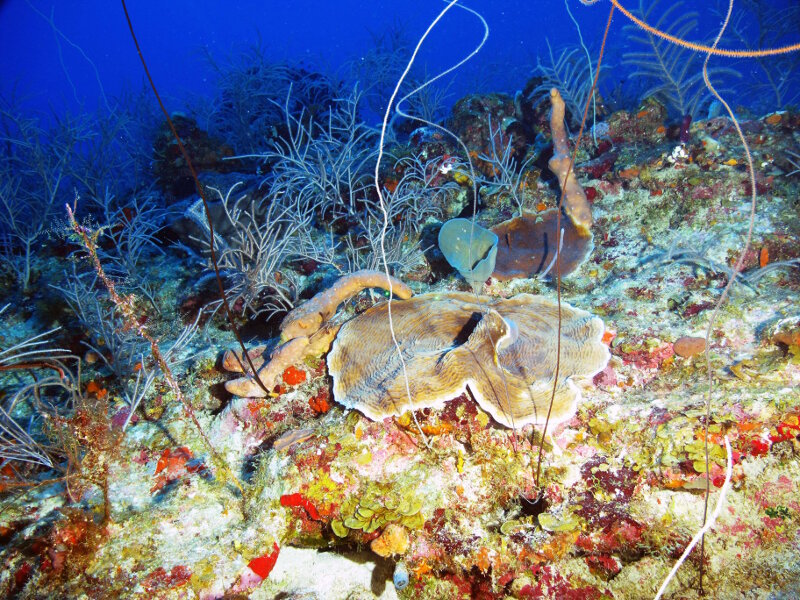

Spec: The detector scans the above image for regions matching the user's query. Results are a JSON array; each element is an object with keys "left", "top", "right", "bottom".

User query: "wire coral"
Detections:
[{"left": 0, "top": 0, "right": 792, "bottom": 597}]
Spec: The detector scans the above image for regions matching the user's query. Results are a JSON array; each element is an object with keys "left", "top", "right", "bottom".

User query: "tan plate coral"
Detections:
[{"left": 328, "top": 292, "right": 609, "bottom": 428}]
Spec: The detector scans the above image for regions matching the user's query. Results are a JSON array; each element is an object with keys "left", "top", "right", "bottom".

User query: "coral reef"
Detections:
[{"left": 2, "top": 2, "right": 800, "bottom": 598}]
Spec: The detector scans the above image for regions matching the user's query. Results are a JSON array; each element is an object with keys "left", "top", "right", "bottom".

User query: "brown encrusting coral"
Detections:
[{"left": 492, "top": 209, "right": 593, "bottom": 279}]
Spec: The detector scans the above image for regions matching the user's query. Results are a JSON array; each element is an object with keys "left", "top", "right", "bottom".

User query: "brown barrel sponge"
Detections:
[{"left": 492, "top": 209, "right": 593, "bottom": 280}]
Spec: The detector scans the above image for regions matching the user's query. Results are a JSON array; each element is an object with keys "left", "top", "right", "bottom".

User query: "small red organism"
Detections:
[
  {"left": 581, "top": 153, "right": 616, "bottom": 179},
  {"left": 247, "top": 398, "right": 269, "bottom": 414},
  {"left": 0, "top": 463, "right": 17, "bottom": 493},
  {"left": 142, "top": 565, "right": 192, "bottom": 593},
  {"left": 616, "top": 338, "right": 674, "bottom": 371},
  {"left": 9, "top": 562, "right": 33, "bottom": 597},
  {"left": 85, "top": 380, "right": 108, "bottom": 398},
  {"left": 710, "top": 466, "right": 728, "bottom": 488},
  {"left": 40, "top": 513, "right": 95, "bottom": 574},
  {"left": 520, "top": 565, "right": 608, "bottom": 599},
  {"left": 585, "top": 554, "right": 621, "bottom": 580},
  {"left": 280, "top": 492, "right": 321, "bottom": 520},
  {"left": 308, "top": 390, "right": 331, "bottom": 414},
  {"left": 683, "top": 301, "right": 715, "bottom": 318},
  {"left": 232, "top": 542, "right": 281, "bottom": 593},
  {"left": 748, "top": 438, "right": 770, "bottom": 456},
  {"left": 110, "top": 407, "right": 138, "bottom": 429},
  {"left": 592, "top": 365, "right": 617, "bottom": 387},
  {"left": 248, "top": 542, "right": 280, "bottom": 580},
  {"left": 151, "top": 446, "right": 207, "bottom": 493},
  {"left": 282, "top": 365, "right": 306, "bottom": 386},
  {"left": 770, "top": 419, "right": 800, "bottom": 444},
  {"left": 497, "top": 571, "right": 515, "bottom": 587}
]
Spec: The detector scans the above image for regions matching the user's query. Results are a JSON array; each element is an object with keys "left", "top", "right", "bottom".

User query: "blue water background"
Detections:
[{"left": 3, "top": 0, "right": 796, "bottom": 123}]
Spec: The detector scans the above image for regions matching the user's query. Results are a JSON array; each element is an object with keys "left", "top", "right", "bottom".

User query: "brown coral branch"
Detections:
[
  {"left": 121, "top": 0, "right": 268, "bottom": 395},
  {"left": 536, "top": 7, "right": 614, "bottom": 489},
  {"left": 224, "top": 270, "right": 409, "bottom": 398},
  {"left": 66, "top": 202, "right": 244, "bottom": 496},
  {"left": 222, "top": 345, "right": 268, "bottom": 374},
  {"left": 224, "top": 324, "right": 340, "bottom": 397}
]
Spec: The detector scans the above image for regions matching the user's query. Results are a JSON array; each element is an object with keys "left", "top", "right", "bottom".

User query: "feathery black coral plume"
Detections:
[{"left": 622, "top": 0, "right": 740, "bottom": 119}]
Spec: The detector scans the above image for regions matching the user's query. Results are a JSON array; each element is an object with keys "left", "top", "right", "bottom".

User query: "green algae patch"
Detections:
[
  {"left": 538, "top": 509, "right": 584, "bottom": 533},
  {"left": 332, "top": 484, "right": 426, "bottom": 538}
]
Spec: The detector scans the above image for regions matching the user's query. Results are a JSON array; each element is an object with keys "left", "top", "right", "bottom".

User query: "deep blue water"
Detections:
[
  {"left": 3, "top": 0, "right": 797, "bottom": 123},
  {"left": 0, "top": 1, "right": 568, "bottom": 118}
]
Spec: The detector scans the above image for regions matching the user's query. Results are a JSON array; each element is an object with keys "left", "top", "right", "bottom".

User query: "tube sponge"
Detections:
[
  {"left": 549, "top": 88, "right": 593, "bottom": 236},
  {"left": 280, "top": 269, "right": 413, "bottom": 341},
  {"left": 393, "top": 561, "right": 409, "bottom": 590}
]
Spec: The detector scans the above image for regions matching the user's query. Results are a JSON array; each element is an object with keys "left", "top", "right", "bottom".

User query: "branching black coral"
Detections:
[
  {"left": 622, "top": 0, "right": 740, "bottom": 119},
  {"left": 529, "top": 40, "right": 596, "bottom": 125}
]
